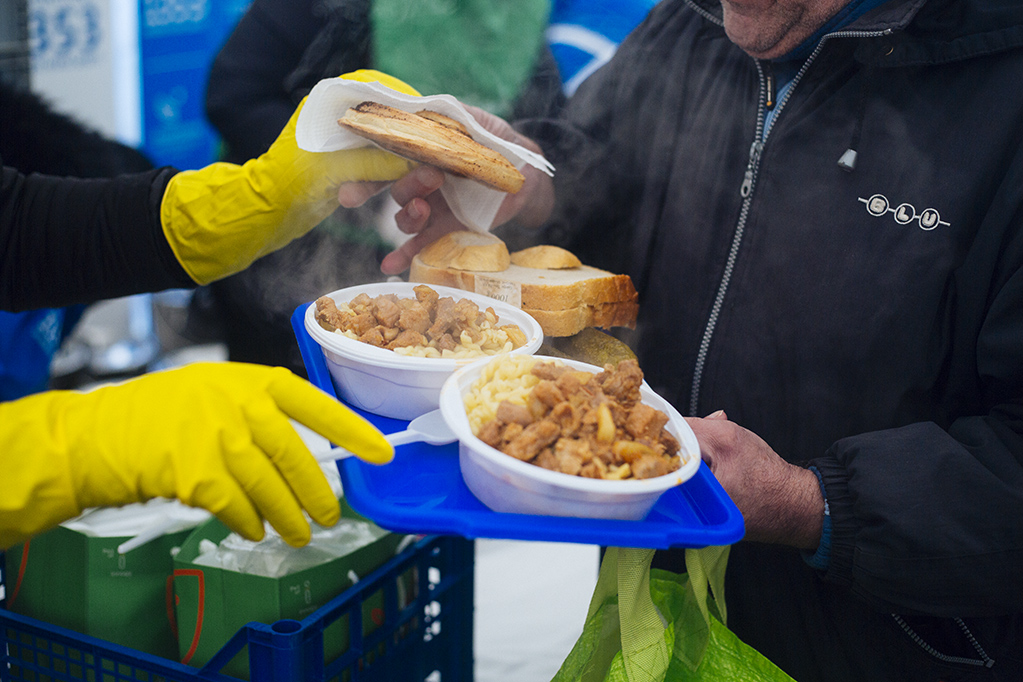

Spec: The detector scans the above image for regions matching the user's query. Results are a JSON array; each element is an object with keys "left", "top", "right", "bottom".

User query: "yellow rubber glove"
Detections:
[
  {"left": 0, "top": 362, "right": 393, "bottom": 551},
  {"left": 161, "top": 70, "right": 421, "bottom": 285}
]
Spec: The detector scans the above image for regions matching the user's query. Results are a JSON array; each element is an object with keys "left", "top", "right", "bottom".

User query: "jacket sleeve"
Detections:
[
  {"left": 812, "top": 213, "right": 1023, "bottom": 617},
  {"left": 0, "top": 163, "right": 195, "bottom": 311}
]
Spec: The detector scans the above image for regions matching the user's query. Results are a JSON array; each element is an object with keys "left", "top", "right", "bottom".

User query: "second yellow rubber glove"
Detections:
[
  {"left": 0, "top": 362, "right": 393, "bottom": 550},
  {"left": 161, "top": 70, "right": 421, "bottom": 284}
]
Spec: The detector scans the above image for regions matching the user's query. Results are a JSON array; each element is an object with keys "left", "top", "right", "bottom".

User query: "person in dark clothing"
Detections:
[
  {"left": 0, "top": 82, "right": 157, "bottom": 397},
  {"left": 0, "top": 75, "right": 413, "bottom": 551},
  {"left": 339, "top": 0, "right": 1023, "bottom": 679},
  {"left": 193, "top": 0, "right": 565, "bottom": 375}
]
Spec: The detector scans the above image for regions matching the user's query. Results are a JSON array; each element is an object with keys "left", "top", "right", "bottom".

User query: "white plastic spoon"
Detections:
[{"left": 318, "top": 409, "right": 456, "bottom": 463}]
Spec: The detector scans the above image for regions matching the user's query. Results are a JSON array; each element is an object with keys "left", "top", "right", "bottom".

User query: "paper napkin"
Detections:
[{"left": 296, "top": 78, "right": 554, "bottom": 232}]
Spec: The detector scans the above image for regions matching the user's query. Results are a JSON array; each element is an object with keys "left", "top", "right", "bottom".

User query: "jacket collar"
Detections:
[{"left": 685, "top": 0, "right": 1023, "bottom": 66}]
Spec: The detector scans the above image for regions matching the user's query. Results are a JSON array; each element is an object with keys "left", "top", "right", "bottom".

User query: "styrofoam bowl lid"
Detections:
[
  {"left": 305, "top": 281, "right": 544, "bottom": 371},
  {"left": 439, "top": 355, "right": 701, "bottom": 497}
]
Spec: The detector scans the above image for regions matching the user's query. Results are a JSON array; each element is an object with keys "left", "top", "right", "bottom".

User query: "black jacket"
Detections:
[
  {"left": 0, "top": 160, "right": 191, "bottom": 311},
  {"left": 527, "top": 0, "right": 1023, "bottom": 679}
]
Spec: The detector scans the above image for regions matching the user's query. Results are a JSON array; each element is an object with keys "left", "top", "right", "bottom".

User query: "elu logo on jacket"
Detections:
[{"left": 858, "top": 193, "right": 951, "bottom": 231}]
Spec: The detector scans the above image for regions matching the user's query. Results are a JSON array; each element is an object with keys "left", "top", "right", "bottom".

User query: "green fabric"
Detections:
[
  {"left": 552, "top": 546, "right": 796, "bottom": 682},
  {"left": 371, "top": 0, "right": 550, "bottom": 117}
]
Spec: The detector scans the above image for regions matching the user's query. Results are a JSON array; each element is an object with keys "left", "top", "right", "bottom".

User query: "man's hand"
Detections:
[
  {"left": 687, "top": 411, "right": 824, "bottom": 549},
  {"left": 337, "top": 104, "right": 555, "bottom": 275}
]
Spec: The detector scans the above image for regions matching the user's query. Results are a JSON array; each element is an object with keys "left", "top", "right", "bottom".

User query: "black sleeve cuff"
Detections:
[{"left": 808, "top": 454, "right": 856, "bottom": 588}]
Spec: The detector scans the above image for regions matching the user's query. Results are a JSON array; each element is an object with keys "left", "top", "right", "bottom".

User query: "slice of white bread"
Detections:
[
  {"left": 409, "top": 255, "right": 638, "bottom": 337},
  {"left": 523, "top": 302, "right": 640, "bottom": 337}
]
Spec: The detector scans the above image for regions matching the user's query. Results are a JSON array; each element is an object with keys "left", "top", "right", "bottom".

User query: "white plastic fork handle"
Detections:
[
  {"left": 385, "top": 429, "right": 424, "bottom": 447},
  {"left": 318, "top": 435, "right": 417, "bottom": 462},
  {"left": 117, "top": 517, "right": 178, "bottom": 554}
]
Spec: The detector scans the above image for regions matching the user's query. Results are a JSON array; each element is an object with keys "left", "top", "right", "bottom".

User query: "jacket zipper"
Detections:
[
  {"left": 891, "top": 614, "right": 996, "bottom": 668},
  {"left": 685, "top": 21, "right": 891, "bottom": 416}
]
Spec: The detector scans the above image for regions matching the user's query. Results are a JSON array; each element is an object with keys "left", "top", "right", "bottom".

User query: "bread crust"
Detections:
[
  {"left": 409, "top": 254, "right": 638, "bottom": 336},
  {"left": 417, "top": 230, "right": 510, "bottom": 272},
  {"left": 523, "top": 303, "right": 640, "bottom": 337},
  {"left": 414, "top": 110, "right": 471, "bottom": 136},
  {"left": 338, "top": 102, "right": 525, "bottom": 193},
  {"left": 510, "top": 245, "right": 583, "bottom": 269},
  {"left": 409, "top": 256, "right": 638, "bottom": 310}
]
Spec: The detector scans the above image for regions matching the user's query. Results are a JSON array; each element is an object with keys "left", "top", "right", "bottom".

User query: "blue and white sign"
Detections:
[
  {"left": 547, "top": 0, "right": 659, "bottom": 95},
  {"left": 28, "top": 0, "right": 250, "bottom": 169}
]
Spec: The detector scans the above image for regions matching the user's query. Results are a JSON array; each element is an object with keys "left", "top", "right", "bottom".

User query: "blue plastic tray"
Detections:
[{"left": 294, "top": 304, "right": 744, "bottom": 549}]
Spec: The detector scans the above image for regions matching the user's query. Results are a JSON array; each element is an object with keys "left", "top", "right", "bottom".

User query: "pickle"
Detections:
[{"left": 539, "top": 327, "right": 637, "bottom": 366}]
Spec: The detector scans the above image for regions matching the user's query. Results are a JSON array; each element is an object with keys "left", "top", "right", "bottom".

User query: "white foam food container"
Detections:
[
  {"left": 305, "top": 282, "right": 544, "bottom": 420},
  {"left": 438, "top": 355, "right": 702, "bottom": 520}
]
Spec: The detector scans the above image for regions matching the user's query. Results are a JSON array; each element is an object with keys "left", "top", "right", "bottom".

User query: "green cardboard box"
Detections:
[
  {"left": 4, "top": 523, "right": 193, "bottom": 659},
  {"left": 172, "top": 500, "right": 403, "bottom": 680}
]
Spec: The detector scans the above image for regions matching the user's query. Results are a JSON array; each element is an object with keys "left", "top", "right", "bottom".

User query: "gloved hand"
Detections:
[
  {"left": 0, "top": 362, "right": 393, "bottom": 550},
  {"left": 161, "top": 69, "right": 422, "bottom": 285}
]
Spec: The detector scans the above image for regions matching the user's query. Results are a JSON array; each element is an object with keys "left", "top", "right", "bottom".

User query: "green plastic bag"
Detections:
[
  {"left": 551, "top": 547, "right": 795, "bottom": 682},
  {"left": 372, "top": 0, "right": 550, "bottom": 117}
]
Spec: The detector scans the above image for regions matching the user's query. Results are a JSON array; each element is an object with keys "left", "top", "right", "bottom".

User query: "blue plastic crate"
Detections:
[{"left": 1, "top": 535, "right": 474, "bottom": 681}]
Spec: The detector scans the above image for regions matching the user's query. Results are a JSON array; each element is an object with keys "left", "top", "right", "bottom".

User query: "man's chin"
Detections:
[
  {"left": 721, "top": 4, "right": 806, "bottom": 59},
  {"left": 724, "top": 30, "right": 790, "bottom": 59},
  {"left": 723, "top": 21, "right": 801, "bottom": 59}
]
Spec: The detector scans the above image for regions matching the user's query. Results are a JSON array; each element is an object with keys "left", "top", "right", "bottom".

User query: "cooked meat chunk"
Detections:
[
  {"left": 316, "top": 285, "right": 526, "bottom": 356},
  {"left": 626, "top": 402, "right": 669, "bottom": 441},
  {"left": 398, "top": 303, "right": 432, "bottom": 334},
  {"left": 554, "top": 370, "right": 588, "bottom": 397},
  {"left": 496, "top": 401, "right": 534, "bottom": 426},
  {"left": 372, "top": 295, "right": 401, "bottom": 327},
  {"left": 534, "top": 448, "right": 559, "bottom": 471},
  {"left": 631, "top": 454, "right": 675, "bottom": 479},
  {"left": 314, "top": 296, "right": 343, "bottom": 331},
  {"left": 579, "top": 459, "right": 608, "bottom": 479},
  {"left": 660, "top": 430, "right": 680, "bottom": 454},
  {"left": 427, "top": 297, "right": 458, "bottom": 339},
  {"left": 505, "top": 421, "right": 560, "bottom": 461},
  {"left": 413, "top": 284, "right": 439, "bottom": 309},
  {"left": 598, "top": 359, "right": 643, "bottom": 405},
  {"left": 351, "top": 312, "right": 377, "bottom": 336},
  {"left": 549, "top": 401, "right": 581, "bottom": 436},
  {"left": 501, "top": 422, "right": 525, "bottom": 442},
  {"left": 477, "top": 359, "right": 682, "bottom": 480},
  {"left": 478, "top": 419, "right": 505, "bottom": 448},
  {"left": 386, "top": 329, "right": 426, "bottom": 350},
  {"left": 358, "top": 327, "right": 385, "bottom": 347},
  {"left": 532, "top": 380, "right": 565, "bottom": 408},
  {"left": 532, "top": 362, "right": 572, "bottom": 382},
  {"left": 436, "top": 333, "right": 457, "bottom": 352},
  {"left": 350, "top": 293, "right": 372, "bottom": 308},
  {"left": 453, "top": 298, "right": 480, "bottom": 328},
  {"left": 554, "top": 438, "right": 591, "bottom": 476}
]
